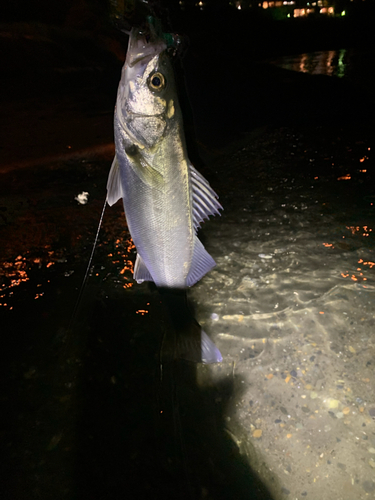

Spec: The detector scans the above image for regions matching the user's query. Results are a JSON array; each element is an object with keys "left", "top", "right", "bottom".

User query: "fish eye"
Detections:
[{"left": 149, "top": 72, "right": 166, "bottom": 91}]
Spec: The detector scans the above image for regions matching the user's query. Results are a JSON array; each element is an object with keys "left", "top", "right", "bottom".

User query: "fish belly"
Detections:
[{"left": 116, "top": 131, "right": 193, "bottom": 288}]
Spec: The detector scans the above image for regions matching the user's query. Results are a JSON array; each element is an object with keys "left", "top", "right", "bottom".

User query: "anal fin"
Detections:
[
  {"left": 133, "top": 254, "right": 154, "bottom": 284},
  {"left": 186, "top": 237, "right": 216, "bottom": 287}
]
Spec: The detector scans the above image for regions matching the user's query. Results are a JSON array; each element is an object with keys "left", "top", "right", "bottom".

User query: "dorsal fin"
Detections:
[{"left": 189, "top": 163, "right": 223, "bottom": 231}]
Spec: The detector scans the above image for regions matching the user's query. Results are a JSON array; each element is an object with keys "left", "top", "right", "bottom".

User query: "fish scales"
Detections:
[{"left": 107, "top": 26, "right": 222, "bottom": 290}]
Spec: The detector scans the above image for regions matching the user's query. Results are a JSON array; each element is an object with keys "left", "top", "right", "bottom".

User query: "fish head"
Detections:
[{"left": 116, "top": 27, "right": 177, "bottom": 149}]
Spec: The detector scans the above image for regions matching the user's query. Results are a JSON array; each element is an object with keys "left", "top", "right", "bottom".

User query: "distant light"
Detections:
[
  {"left": 287, "top": 13, "right": 291, "bottom": 17},
  {"left": 341, "top": 10, "right": 346, "bottom": 15}
]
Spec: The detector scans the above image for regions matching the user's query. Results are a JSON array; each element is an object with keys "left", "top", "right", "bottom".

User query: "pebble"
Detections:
[
  {"left": 369, "top": 459, "right": 375, "bottom": 468},
  {"left": 328, "top": 399, "right": 340, "bottom": 409},
  {"left": 281, "top": 487, "right": 290, "bottom": 495},
  {"left": 258, "top": 253, "right": 273, "bottom": 259},
  {"left": 210, "top": 313, "right": 219, "bottom": 321},
  {"left": 362, "top": 481, "right": 375, "bottom": 494},
  {"left": 253, "top": 429, "right": 262, "bottom": 439}
]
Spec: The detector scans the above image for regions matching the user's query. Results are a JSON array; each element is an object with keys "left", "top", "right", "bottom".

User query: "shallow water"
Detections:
[
  {"left": 191, "top": 127, "right": 375, "bottom": 499},
  {"left": 1, "top": 123, "right": 374, "bottom": 499}
]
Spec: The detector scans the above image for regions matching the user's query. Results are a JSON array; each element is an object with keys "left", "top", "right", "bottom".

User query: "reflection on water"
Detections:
[{"left": 269, "top": 49, "right": 351, "bottom": 78}]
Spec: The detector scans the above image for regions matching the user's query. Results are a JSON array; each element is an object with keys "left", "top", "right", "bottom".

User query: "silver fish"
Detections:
[{"left": 106, "top": 26, "right": 222, "bottom": 363}]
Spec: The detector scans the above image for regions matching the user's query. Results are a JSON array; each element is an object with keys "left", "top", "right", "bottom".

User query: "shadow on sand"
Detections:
[{"left": 72, "top": 287, "right": 275, "bottom": 500}]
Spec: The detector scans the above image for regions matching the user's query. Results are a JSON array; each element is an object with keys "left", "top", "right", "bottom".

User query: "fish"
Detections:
[{"left": 106, "top": 23, "right": 222, "bottom": 363}]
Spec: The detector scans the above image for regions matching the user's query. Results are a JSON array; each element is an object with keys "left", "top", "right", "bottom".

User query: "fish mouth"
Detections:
[{"left": 128, "top": 29, "right": 167, "bottom": 68}]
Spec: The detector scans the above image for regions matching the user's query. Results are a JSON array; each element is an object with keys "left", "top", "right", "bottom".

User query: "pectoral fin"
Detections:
[
  {"left": 106, "top": 156, "right": 123, "bottom": 206},
  {"left": 132, "top": 154, "right": 164, "bottom": 189}
]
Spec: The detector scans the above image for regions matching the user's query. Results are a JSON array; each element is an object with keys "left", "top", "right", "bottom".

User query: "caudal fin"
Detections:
[
  {"left": 201, "top": 329, "right": 223, "bottom": 363},
  {"left": 160, "top": 289, "right": 222, "bottom": 364}
]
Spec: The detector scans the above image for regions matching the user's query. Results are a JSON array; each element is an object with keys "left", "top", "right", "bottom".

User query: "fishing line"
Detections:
[{"left": 68, "top": 198, "right": 107, "bottom": 331}]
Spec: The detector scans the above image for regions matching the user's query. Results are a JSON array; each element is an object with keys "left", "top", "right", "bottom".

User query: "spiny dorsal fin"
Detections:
[{"left": 189, "top": 163, "right": 223, "bottom": 231}]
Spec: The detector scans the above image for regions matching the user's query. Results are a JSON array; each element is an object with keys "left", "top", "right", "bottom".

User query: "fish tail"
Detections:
[
  {"left": 200, "top": 328, "right": 223, "bottom": 364},
  {"left": 159, "top": 289, "right": 222, "bottom": 364}
]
